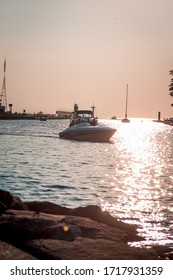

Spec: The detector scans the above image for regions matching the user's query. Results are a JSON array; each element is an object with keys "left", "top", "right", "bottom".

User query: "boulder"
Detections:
[
  {"left": 11, "top": 196, "right": 29, "bottom": 211},
  {"left": 0, "top": 240, "right": 37, "bottom": 260},
  {"left": 0, "top": 190, "right": 13, "bottom": 214},
  {"left": 0, "top": 215, "right": 81, "bottom": 243},
  {"left": 67, "top": 205, "right": 142, "bottom": 241},
  {"left": 23, "top": 203, "right": 141, "bottom": 241},
  {"left": 0, "top": 202, "right": 7, "bottom": 215},
  {"left": 0, "top": 189, "right": 172, "bottom": 260},
  {"left": 62, "top": 215, "right": 128, "bottom": 242},
  {"left": 0, "top": 190, "right": 29, "bottom": 213},
  {"left": 25, "top": 237, "right": 159, "bottom": 260},
  {"left": 25, "top": 201, "right": 70, "bottom": 215}
]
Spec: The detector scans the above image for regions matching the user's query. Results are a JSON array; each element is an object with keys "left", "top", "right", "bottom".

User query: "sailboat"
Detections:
[{"left": 122, "top": 84, "right": 130, "bottom": 123}]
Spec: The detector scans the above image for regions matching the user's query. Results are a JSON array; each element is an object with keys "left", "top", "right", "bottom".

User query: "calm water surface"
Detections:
[{"left": 0, "top": 118, "right": 173, "bottom": 247}]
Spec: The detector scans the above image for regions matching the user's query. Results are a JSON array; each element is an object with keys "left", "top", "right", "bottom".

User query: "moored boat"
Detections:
[{"left": 39, "top": 115, "right": 47, "bottom": 121}]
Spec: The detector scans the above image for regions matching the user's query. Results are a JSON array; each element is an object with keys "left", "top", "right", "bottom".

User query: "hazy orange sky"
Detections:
[{"left": 0, "top": 0, "right": 173, "bottom": 118}]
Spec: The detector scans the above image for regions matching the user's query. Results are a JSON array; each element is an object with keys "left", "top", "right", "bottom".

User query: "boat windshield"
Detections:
[{"left": 76, "top": 110, "right": 93, "bottom": 118}]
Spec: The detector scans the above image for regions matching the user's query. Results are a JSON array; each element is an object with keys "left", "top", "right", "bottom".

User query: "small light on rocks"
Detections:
[{"left": 63, "top": 225, "right": 69, "bottom": 232}]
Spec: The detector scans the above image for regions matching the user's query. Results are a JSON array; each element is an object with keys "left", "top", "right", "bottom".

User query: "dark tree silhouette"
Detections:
[{"left": 169, "top": 70, "right": 173, "bottom": 97}]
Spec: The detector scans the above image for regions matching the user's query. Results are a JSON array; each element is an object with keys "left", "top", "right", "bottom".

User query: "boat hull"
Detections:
[
  {"left": 59, "top": 124, "right": 116, "bottom": 142},
  {"left": 121, "top": 118, "right": 130, "bottom": 123}
]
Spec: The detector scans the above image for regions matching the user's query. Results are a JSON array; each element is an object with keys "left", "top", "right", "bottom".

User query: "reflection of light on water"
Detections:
[{"left": 100, "top": 118, "right": 173, "bottom": 247}]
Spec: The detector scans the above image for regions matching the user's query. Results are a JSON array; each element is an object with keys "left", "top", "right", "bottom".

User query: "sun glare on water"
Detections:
[{"left": 100, "top": 118, "right": 173, "bottom": 246}]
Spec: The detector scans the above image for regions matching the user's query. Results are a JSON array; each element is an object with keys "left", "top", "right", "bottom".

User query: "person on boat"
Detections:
[
  {"left": 70, "top": 110, "right": 80, "bottom": 126},
  {"left": 69, "top": 113, "right": 75, "bottom": 126},
  {"left": 74, "top": 103, "right": 78, "bottom": 112},
  {"left": 69, "top": 104, "right": 79, "bottom": 126},
  {"left": 90, "top": 118, "right": 97, "bottom": 126}
]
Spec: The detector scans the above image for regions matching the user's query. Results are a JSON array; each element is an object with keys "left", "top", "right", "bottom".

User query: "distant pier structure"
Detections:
[
  {"left": 0, "top": 58, "right": 7, "bottom": 113},
  {"left": 158, "top": 111, "right": 161, "bottom": 121},
  {"left": 56, "top": 110, "right": 72, "bottom": 118}
]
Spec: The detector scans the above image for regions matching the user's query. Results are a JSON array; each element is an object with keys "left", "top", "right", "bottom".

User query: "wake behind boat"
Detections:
[{"left": 59, "top": 104, "right": 116, "bottom": 142}]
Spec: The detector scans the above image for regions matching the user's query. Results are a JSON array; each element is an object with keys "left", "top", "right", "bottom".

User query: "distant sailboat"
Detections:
[{"left": 122, "top": 84, "right": 130, "bottom": 123}]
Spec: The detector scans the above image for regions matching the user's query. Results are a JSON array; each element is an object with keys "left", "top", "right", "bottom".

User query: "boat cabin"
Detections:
[{"left": 70, "top": 109, "right": 97, "bottom": 126}]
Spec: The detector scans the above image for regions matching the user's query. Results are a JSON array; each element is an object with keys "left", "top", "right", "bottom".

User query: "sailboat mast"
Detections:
[
  {"left": 125, "top": 84, "right": 128, "bottom": 118},
  {"left": 0, "top": 58, "right": 7, "bottom": 111},
  {"left": 122, "top": 83, "right": 130, "bottom": 122}
]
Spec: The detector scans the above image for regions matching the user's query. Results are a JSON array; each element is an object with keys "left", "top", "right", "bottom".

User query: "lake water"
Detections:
[{"left": 0, "top": 118, "right": 173, "bottom": 248}]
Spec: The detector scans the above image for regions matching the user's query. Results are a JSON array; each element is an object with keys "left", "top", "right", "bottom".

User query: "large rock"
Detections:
[
  {"left": 0, "top": 190, "right": 28, "bottom": 213},
  {"left": 62, "top": 215, "right": 128, "bottom": 242},
  {"left": 0, "top": 190, "right": 13, "bottom": 214},
  {"left": 0, "top": 189, "right": 172, "bottom": 260},
  {"left": 11, "top": 196, "right": 29, "bottom": 211},
  {"left": 25, "top": 238, "right": 159, "bottom": 260},
  {"left": 25, "top": 201, "right": 70, "bottom": 215},
  {"left": 67, "top": 205, "right": 142, "bottom": 241},
  {"left": 0, "top": 240, "right": 37, "bottom": 260},
  {"left": 24, "top": 203, "right": 141, "bottom": 241},
  {"left": 3, "top": 190, "right": 142, "bottom": 242},
  {"left": 0, "top": 215, "right": 81, "bottom": 242}
]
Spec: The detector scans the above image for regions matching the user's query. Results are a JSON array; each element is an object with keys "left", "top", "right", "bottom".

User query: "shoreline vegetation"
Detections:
[{"left": 0, "top": 189, "right": 172, "bottom": 260}]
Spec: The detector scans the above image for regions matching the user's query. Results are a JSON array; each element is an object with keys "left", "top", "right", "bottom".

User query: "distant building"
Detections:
[{"left": 56, "top": 110, "right": 72, "bottom": 118}]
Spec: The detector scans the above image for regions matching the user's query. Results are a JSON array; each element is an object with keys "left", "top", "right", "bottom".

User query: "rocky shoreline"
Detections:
[{"left": 0, "top": 189, "right": 172, "bottom": 260}]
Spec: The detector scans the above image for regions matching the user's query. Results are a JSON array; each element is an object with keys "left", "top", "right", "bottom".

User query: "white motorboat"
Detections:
[
  {"left": 59, "top": 122, "right": 116, "bottom": 142},
  {"left": 59, "top": 104, "right": 116, "bottom": 142}
]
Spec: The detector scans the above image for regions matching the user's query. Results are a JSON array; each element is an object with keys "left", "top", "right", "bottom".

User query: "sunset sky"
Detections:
[{"left": 0, "top": 0, "right": 173, "bottom": 118}]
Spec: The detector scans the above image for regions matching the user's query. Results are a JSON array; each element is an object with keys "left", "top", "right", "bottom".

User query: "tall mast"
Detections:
[
  {"left": 122, "top": 83, "right": 130, "bottom": 122},
  {"left": 0, "top": 58, "right": 7, "bottom": 111},
  {"left": 125, "top": 84, "right": 128, "bottom": 118}
]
